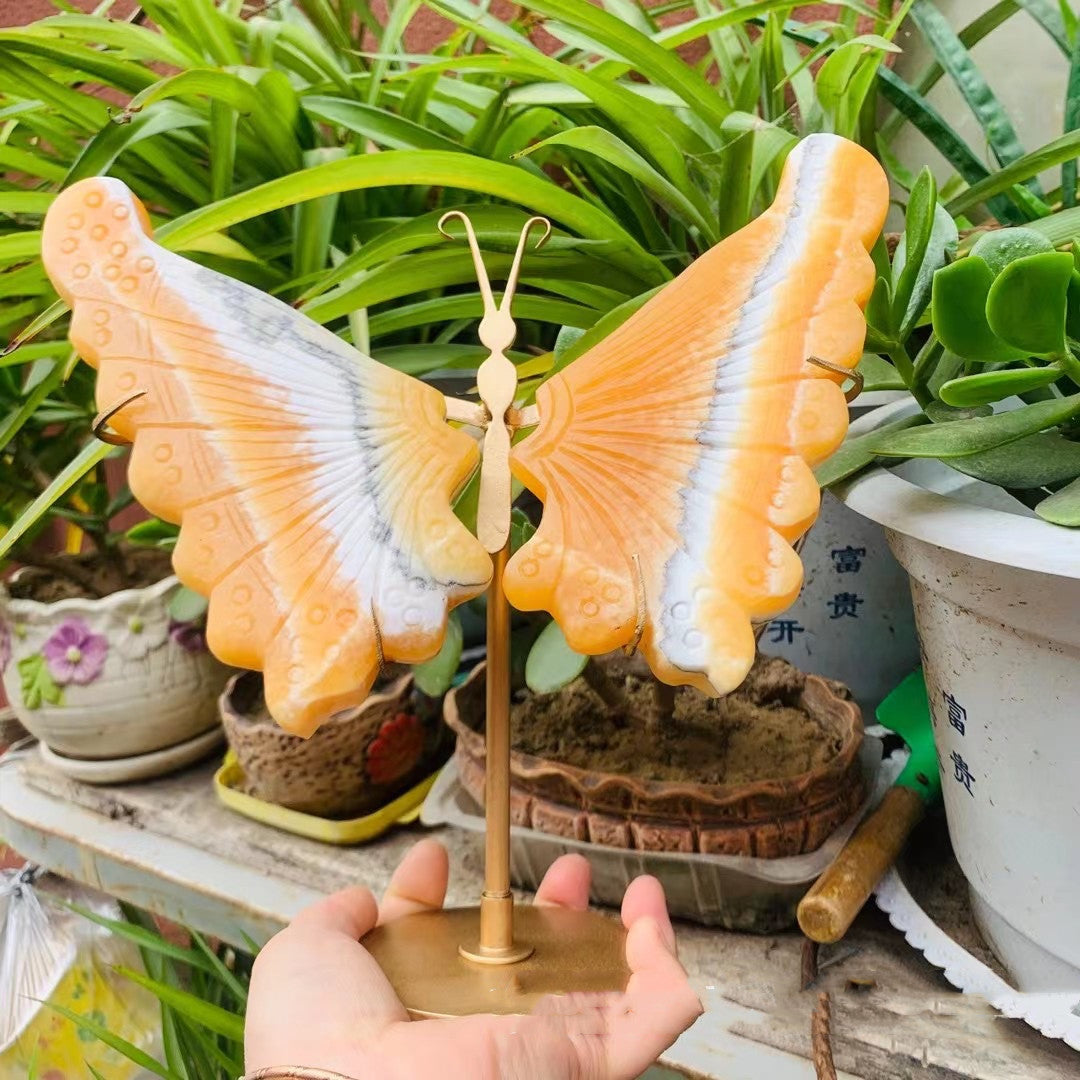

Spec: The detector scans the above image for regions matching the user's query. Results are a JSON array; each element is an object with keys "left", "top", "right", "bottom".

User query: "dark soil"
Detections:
[
  {"left": 464, "top": 653, "right": 852, "bottom": 786},
  {"left": 8, "top": 546, "right": 173, "bottom": 601}
]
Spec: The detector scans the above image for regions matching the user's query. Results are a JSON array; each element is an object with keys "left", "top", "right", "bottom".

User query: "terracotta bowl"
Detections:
[
  {"left": 445, "top": 664, "right": 865, "bottom": 856},
  {"left": 220, "top": 670, "right": 449, "bottom": 819}
]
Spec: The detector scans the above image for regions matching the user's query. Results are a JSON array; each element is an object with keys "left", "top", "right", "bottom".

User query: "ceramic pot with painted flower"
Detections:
[
  {"left": 219, "top": 667, "right": 450, "bottom": 819},
  {"left": 0, "top": 573, "right": 229, "bottom": 761}
]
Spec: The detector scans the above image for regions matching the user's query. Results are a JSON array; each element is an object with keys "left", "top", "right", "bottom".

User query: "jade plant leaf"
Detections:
[
  {"left": 167, "top": 586, "right": 208, "bottom": 623},
  {"left": 931, "top": 257, "right": 1027, "bottom": 363},
  {"left": 986, "top": 251, "right": 1074, "bottom": 357},
  {"left": 938, "top": 365, "right": 1063, "bottom": 407},
  {"left": 1036, "top": 476, "right": 1080, "bottom": 525},
  {"left": 412, "top": 611, "right": 463, "bottom": 697},
  {"left": 525, "top": 619, "right": 587, "bottom": 694},
  {"left": 17, "top": 653, "right": 62, "bottom": 710},
  {"left": 924, "top": 400, "right": 992, "bottom": 423},
  {"left": 1067, "top": 270, "right": 1080, "bottom": 341},
  {"left": 870, "top": 394, "right": 1080, "bottom": 457},
  {"left": 816, "top": 414, "right": 928, "bottom": 488},
  {"left": 947, "top": 433, "right": 1080, "bottom": 489},
  {"left": 856, "top": 351, "right": 906, "bottom": 390},
  {"left": 969, "top": 226, "right": 1055, "bottom": 277}
]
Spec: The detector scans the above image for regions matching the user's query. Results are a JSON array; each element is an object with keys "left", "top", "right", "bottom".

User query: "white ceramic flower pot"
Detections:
[
  {"left": 0, "top": 575, "right": 230, "bottom": 762},
  {"left": 837, "top": 400, "right": 1080, "bottom": 990},
  {"left": 762, "top": 393, "right": 921, "bottom": 713}
]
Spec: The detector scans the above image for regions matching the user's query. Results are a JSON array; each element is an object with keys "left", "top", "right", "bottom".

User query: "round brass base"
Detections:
[{"left": 361, "top": 905, "right": 629, "bottom": 1018}]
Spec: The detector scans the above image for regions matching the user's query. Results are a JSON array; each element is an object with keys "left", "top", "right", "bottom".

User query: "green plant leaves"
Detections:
[
  {"left": 0, "top": 439, "right": 115, "bottom": 561},
  {"left": 817, "top": 413, "right": 929, "bottom": 487},
  {"left": 156, "top": 151, "right": 668, "bottom": 283},
  {"left": 43, "top": 1001, "right": 180, "bottom": 1080},
  {"left": 939, "top": 365, "right": 1063, "bottom": 406},
  {"left": 986, "top": 251, "right": 1074, "bottom": 356},
  {"left": 125, "top": 519, "right": 180, "bottom": 549},
  {"left": 1036, "top": 475, "right": 1080, "bottom": 524},
  {"left": 870, "top": 394, "right": 1080, "bottom": 457},
  {"left": 946, "top": 432, "right": 1080, "bottom": 488},
  {"left": 167, "top": 587, "right": 208, "bottom": 623},
  {"left": 114, "top": 965, "right": 245, "bottom": 1043},
  {"left": 413, "top": 611, "right": 464, "bottom": 697},
  {"left": 932, "top": 257, "right": 1027, "bottom": 363},
  {"left": 525, "top": 620, "right": 587, "bottom": 694},
  {"left": 879, "top": 169, "right": 957, "bottom": 344},
  {"left": 969, "top": 226, "right": 1054, "bottom": 275}
]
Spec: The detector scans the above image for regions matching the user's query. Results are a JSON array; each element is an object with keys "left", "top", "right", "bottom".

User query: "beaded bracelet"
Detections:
[{"left": 242, "top": 1069, "right": 359, "bottom": 1080}]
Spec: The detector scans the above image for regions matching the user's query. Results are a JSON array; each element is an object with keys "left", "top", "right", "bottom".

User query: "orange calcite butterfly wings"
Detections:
[
  {"left": 41, "top": 133, "right": 887, "bottom": 735},
  {"left": 505, "top": 135, "right": 889, "bottom": 695},
  {"left": 42, "top": 179, "right": 491, "bottom": 736}
]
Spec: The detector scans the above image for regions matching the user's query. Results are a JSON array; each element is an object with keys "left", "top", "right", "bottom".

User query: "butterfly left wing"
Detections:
[
  {"left": 505, "top": 134, "right": 889, "bottom": 695},
  {"left": 42, "top": 178, "right": 491, "bottom": 736}
]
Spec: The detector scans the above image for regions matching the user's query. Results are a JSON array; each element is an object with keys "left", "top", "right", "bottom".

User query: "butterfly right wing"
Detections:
[{"left": 42, "top": 178, "right": 491, "bottom": 736}]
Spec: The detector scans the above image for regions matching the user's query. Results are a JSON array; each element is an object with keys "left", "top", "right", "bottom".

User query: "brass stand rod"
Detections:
[{"left": 479, "top": 542, "right": 515, "bottom": 953}]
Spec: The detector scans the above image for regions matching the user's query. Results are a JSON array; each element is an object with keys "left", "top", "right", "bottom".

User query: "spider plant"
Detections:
[{"left": 46, "top": 897, "right": 252, "bottom": 1080}]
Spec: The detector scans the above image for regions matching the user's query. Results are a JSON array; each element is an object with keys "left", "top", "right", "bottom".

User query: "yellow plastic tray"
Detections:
[{"left": 213, "top": 752, "right": 440, "bottom": 845}]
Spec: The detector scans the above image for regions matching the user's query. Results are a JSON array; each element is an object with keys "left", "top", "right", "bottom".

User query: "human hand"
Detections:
[{"left": 245, "top": 838, "right": 702, "bottom": 1080}]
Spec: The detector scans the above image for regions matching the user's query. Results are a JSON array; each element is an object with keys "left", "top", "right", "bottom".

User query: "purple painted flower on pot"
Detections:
[
  {"left": 168, "top": 618, "right": 207, "bottom": 654},
  {"left": 0, "top": 620, "right": 10, "bottom": 674},
  {"left": 42, "top": 618, "right": 108, "bottom": 686}
]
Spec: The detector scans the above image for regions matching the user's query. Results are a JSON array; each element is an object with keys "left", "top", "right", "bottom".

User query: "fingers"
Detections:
[
  {"left": 620, "top": 875, "right": 676, "bottom": 953},
  {"left": 379, "top": 837, "right": 450, "bottom": 924},
  {"left": 534, "top": 853, "right": 591, "bottom": 910},
  {"left": 602, "top": 880, "right": 703, "bottom": 1079},
  {"left": 288, "top": 884, "right": 379, "bottom": 940}
]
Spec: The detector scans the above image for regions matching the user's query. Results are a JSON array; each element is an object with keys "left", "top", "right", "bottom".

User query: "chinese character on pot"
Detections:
[{"left": 830, "top": 545, "right": 866, "bottom": 573}]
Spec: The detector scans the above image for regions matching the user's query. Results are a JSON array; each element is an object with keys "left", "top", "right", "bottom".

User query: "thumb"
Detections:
[{"left": 289, "top": 885, "right": 380, "bottom": 939}]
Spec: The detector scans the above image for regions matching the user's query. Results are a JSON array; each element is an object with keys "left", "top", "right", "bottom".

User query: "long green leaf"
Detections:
[
  {"left": 156, "top": 152, "right": 668, "bottom": 282},
  {"left": 496, "top": 0, "right": 731, "bottom": 128},
  {"left": 947, "top": 131, "right": 1080, "bottom": 216},
  {"left": 368, "top": 292, "right": 599, "bottom": 337},
  {"left": 42, "top": 1002, "right": 179, "bottom": 1080},
  {"left": 426, "top": 0, "right": 701, "bottom": 181},
  {"left": 64, "top": 102, "right": 205, "bottom": 185},
  {"left": 520, "top": 126, "right": 716, "bottom": 241},
  {"left": 116, "top": 966, "right": 245, "bottom": 1042},
  {"left": 817, "top": 414, "right": 929, "bottom": 487},
  {"left": 0, "top": 439, "right": 114, "bottom": 559},
  {"left": 190, "top": 929, "right": 248, "bottom": 1006},
  {"left": 947, "top": 432, "right": 1080, "bottom": 487},
  {"left": 910, "top": 0, "right": 1038, "bottom": 188},
  {"left": 52, "top": 898, "right": 216, "bottom": 972},
  {"left": 1063, "top": 33, "right": 1080, "bottom": 208},
  {"left": 0, "top": 231, "right": 44, "bottom": 262},
  {"left": 870, "top": 395, "right": 1080, "bottom": 457},
  {"left": 303, "top": 95, "right": 467, "bottom": 152}
]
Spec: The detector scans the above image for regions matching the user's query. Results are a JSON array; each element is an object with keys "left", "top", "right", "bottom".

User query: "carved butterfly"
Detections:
[{"left": 41, "top": 133, "right": 888, "bottom": 736}]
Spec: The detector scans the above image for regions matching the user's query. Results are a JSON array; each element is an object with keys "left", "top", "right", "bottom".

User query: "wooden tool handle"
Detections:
[{"left": 797, "top": 786, "right": 925, "bottom": 944}]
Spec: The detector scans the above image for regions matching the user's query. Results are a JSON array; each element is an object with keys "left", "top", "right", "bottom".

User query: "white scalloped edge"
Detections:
[{"left": 875, "top": 868, "right": 1080, "bottom": 1052}]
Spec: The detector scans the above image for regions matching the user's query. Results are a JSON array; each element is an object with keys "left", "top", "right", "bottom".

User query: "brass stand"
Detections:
[
  {"left": 360, "top": 214, "right": 629, "bottom": 1017},
  {"left": 361, "top": 545, "right": 629, "bottom": 1017}
]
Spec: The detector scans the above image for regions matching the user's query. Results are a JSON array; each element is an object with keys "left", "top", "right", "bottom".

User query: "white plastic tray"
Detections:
[{"left": 423, "top": 736, "right": 892, "bottom": 931}]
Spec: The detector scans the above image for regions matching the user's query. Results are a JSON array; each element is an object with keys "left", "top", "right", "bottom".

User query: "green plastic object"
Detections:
[{"left": 875, "top": 668, "right": 941, "bottom": 804}]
